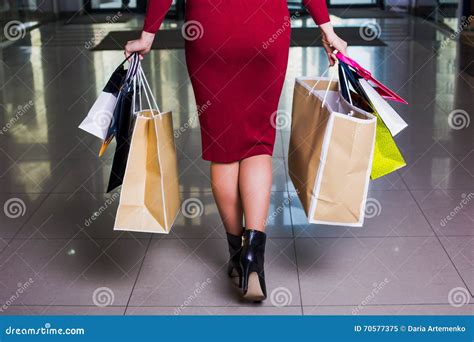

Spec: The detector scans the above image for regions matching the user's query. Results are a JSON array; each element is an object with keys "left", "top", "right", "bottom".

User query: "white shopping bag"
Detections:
[
  {"left": 359, "top": 79, "right": 408, "bottom": 136},
  {"left": 78, "top": 54, "right": 139, "bottom": 140},
  {"left": 78, "top": 92, "right": 117, "bottom": 140}
]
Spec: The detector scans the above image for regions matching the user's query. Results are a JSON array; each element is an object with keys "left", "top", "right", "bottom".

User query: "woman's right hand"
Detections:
[{"left": 124, "top": 31, "right": 156, "bottom": 58}]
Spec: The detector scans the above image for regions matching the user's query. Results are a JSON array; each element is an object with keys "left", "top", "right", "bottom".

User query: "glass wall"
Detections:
[
  {"left": 85, "top": 0, "right": 182, "bottom": 18},
  {"left": 329, "top": 0, "right": 377, "bottom": 5},
  {"left": 90, "top": 0, "right": 138, "bottom": 10},
  {"left": 0, "top": 0, "right": 57, "bottom": 42},
  {"left": 433, "top": 0, "right": 461, "bottom": 32},
  {"left": 289, "top": 0, "right": 379, "bottom": 7}
]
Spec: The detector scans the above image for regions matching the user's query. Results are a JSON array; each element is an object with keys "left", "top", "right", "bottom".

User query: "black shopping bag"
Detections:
[
  {"left": 104, "top": 54, "right": 140, "bottom": 144},
  {"left": 106, "top": 79, "right": 138, "bottom": 193},
  {"left": 338, "top": 61, "right": 374, "bottom": 112},
  {"left": 106, "top": 54, "right": 140, "bottom": 193}
]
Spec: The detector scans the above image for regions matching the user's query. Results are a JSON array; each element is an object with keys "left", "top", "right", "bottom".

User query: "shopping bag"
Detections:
[
  {"left": 114, "top": 66, "right": 180, "bottom": 233},
  {"left": 99, "top": 54, "right": 140, "bottom": 157},
  {"left": 371, "top": 112, "right": 407, "bottom": 179},
  {"left": 358, "top": 79, "right": 407, "bottom": 136},
  {"left": 78, "top": 55, "right": 133, "bottom": 140},
  {"left": 336, "top": 52, "right": 408, "bottom": 104},
  {"left": 288, "top": 73, "right": 376, "bottom": 227},
  {"left": 104, "top": 54, "right": 140, "bottom": 144},
  {"left": 105, "top": 55, "right": 141, "bottom": 192},
  {"left": 339, "top": 61, "right": 406, "bottom": 179},
  {"left": 106, "top": 81, "right": 136, "bottom": 192}
]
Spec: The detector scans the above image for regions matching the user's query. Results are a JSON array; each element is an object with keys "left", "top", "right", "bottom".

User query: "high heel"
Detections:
[
  {"left": 240, "top": 229, "right": 267, "bottom": 301},
  {"left": 226, "top": 232, "right": 243, "bottom": 288}
]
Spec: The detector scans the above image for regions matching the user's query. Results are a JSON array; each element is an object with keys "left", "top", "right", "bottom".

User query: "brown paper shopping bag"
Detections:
[
  {"left": 114, "top": 66, "right": 180, "bottom": 233},
  {"left": 288, "top": 75, "right": 376, "bottom": 226}
]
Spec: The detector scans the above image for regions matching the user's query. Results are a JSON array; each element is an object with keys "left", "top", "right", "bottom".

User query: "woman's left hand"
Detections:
[
  {"left": 320, "top": 23, "right": 348, "bottom": 66},
  {"left": 124, "top": 31, "right": 156, "bottom": 58}
]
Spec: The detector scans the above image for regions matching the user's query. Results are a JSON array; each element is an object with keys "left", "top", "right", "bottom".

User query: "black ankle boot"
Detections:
[
  {"left": 240, "top": 229, "right": 267, "bottom": 301},
  {"left": 226, "top": 232, "right": 243, "bottom": 287}
]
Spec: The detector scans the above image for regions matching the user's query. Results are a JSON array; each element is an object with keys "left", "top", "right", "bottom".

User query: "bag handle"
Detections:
[
  {"left": 137, "top": 64, "right": 162, "bottom": 115},
  {"left": 307, "top": 62, "right": 338, "bottom": 108},
  {"left": 124, "top": 53, "right": 140, "bottom": 83},
  {"left": 132, "top": 69, "right": 138, "bottom": 114},
  {"left": 131, "top": 63, "right": 162, "bottom": 116},
  {"left": 339, "top": 62, "right": 353, "bottom": 105},
  {"left": 132, "top": 66, "right": 144, "bottom": 114},
  {"left": 112, "top": 52, "right": 136, "bottom": 76},
  {"left": 139, "top": 67, "right": 153, "bottom": 113}
]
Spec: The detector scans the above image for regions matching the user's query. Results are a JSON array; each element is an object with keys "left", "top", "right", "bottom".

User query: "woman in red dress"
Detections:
[{"left": 125, "top": 0, "right": 347, "bottom": 301}]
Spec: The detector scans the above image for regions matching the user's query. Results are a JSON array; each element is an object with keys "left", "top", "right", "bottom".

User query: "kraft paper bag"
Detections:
[
  {"left": 114, "top": 110, "right": 180, "bottom": 233},
  {"left": 114, "top": 66, "right": 180, "bottom": 234},
  {"left": 288, "top": 76, "right": 376, "bottom": 227}
]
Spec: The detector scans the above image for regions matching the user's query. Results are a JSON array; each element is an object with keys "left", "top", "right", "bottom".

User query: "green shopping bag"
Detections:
[{"left": 371, "top": 110, "right": 406, "bottom": 179}]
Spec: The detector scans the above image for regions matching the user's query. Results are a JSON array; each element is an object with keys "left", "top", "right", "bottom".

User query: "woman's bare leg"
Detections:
[
  {"left": 239, "top": 155, "right": 272, "bottom": 231},
  {"left": 210, "top": 162, "right": 243, "bottom": 236}
]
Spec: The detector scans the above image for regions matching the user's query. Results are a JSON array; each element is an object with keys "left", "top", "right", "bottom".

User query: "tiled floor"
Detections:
[{"left": 0, "top": 14, "right": 472, "bottom": 316}]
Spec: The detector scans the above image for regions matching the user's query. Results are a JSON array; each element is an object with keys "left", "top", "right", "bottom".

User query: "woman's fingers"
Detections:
[
  {"left": 124, "top": 41, "right": 134, "bottom": 57},
  {"left": 321, "top": 40, "right": 336, "bottom": 66},
  {"left": 124, "top": 40, "right": 140, "bottom": 57},
  {"left": 321, "top": 30, "right": 349, "bottom": 65},
  {"left": 124, "top": 40, "right": 152, "bottom": 60},
  {"left": 334, "top": 38, "right": 348, "bottom": 56}
]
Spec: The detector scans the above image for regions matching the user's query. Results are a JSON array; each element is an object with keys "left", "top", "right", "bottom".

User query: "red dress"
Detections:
[{"left": 144, "top": 0, "right": 329, "bottom": 163}]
